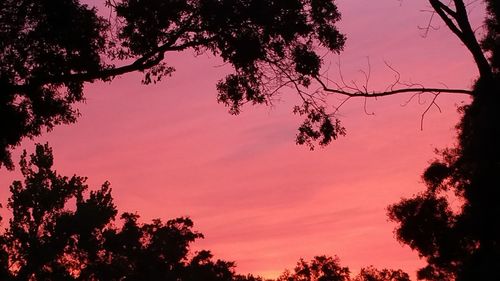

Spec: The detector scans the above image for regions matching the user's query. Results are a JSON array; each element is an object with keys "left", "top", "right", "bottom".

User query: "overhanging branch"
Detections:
[{"left": 314, "top": 76, "right": 473, "bottom": 97}]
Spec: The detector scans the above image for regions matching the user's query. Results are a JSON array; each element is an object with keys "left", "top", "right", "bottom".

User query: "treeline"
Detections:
[{"left": 0, "top": 144, "right": 409, "bottom": 281}]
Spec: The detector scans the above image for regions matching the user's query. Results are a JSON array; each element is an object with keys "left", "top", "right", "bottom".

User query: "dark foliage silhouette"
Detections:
[
  {"left": 0, "top": 143, "right": 241, "bottom": 280},
  {"left": 275, "top": 256, "right": 409, "bottom": 281},
  {"left": 354, "top": 266, "right": 410, "bottom": 281},
  {"left": 388, "top": 79, "right": 500, "bottom": 281},
  {"left": 0, "top": 0, "right": 345, "bottom": 169},
  {"left": 277, "top": 256, "right": 350, "bottom": 281},
  {"left": 482, "top": 0, "right": 500, "bottom": 72},
  {"left": 387, "top": 1, "right": 500, "bottom": 280}
]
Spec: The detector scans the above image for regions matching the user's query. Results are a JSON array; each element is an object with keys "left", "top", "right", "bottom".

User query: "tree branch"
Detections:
[
  {"left": 429, "top": 0, "right": 464, "bottom": 39},
  {"left": 314, "top": 76, "right": 473, "bottom": 97},
  {"left": 8, "top": 36, "right": 215, "bottom": 96},
  {"left": 429, "top": 0, "right": 492, "bottom": 81}
]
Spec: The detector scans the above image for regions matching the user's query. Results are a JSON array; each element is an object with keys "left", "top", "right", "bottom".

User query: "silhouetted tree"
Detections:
[
  {"left": 0, "top": 0, "right": 346, "bottom": 169},
  {"left": 386, "top": 1, "right": 500, "bottom": 280},
  {"left": 234, "top": 274, "right": 269, "bottom": 281},
  {"left": 353, "top": 266, "right": 410, "bottom": 281},
  {"left": 275, "top": 256, "right": 410, "bottom": 281},
  {"left": 0, "top": 143, "right": 239, "bottom": 280},
  {"left": 3, "top": 144, "right": 117, "bottom": 280},
  {"left": 276, "top": 256, "right": 350, "bottom": 281}
]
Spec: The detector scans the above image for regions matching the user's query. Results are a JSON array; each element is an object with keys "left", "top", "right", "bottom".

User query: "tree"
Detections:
[
  {"left": 354, "top": 266, "right": 410, "bottom": 281},
  {"left": 0, "top": 143, "right": 239, "bottom": 280},
  {"left": 275, "top": 256, "right": 410, "bottom": 281},
  {"left": 385, "top": 1, "right": 500, "bottom": 280},
  {"left": 277, "top": 256, "right": 350, "bottom": 281},
  {"left": 0, "top": 0, "right": 346, "bottom": 169},
  {"left": 4, "top": 144, "right": 117, "bottom": 280}
]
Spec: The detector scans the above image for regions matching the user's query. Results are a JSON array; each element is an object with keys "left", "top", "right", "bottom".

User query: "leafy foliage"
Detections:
[
  {"left": 0, "top": 144, "right": 239, "bottom": 280},
  {"left": 294, "top": 104, "right": 346, "bottom": 149},
  {"left": 354, "top": 266, "right": 410, "bottom": 281},
  {"left": 0, "top": 0, "right": 345, "bottom": 169},
  {"left": 276, "top": 256, "right": 410, "bottom": 281},
  {"left": 0, "top": 0, "right": 107, "bottom": 169},
  {"left": 277, "top": 256, "right": 350, "bottom": 281},
  {"left": 482, "top": 0, "right": 500, "bottom": 71}
]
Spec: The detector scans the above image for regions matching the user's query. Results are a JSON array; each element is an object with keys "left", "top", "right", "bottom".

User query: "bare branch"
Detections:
[
  {"left": 418, "top": 6, "right": 441, "bottom": 37},
  {"left": 315, "top": 76, "right": 473, "bottom": 97},
  {"left": 363, "top": 97, "right": 375, "bottom": 116},
  {"left": 420, "top": 93, "right": 442, "bottom": 130}
]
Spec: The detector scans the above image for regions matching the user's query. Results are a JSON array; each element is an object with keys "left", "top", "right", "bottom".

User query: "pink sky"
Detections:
[{"left": 0, "top": 0, "right": 484, "bottom": 279}]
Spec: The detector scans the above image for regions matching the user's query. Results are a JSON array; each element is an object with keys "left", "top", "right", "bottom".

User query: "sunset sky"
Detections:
[{"left": 0, "top": 0, "right": 485, "bottom": 279}]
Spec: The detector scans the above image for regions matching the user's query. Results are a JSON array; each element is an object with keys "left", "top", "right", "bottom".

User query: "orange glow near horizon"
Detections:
[{"left": 0, "top": 0, "right": 483, "bottom": 279}]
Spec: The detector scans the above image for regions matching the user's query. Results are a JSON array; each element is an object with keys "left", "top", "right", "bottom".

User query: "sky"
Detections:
[{"left": 0, "top": 0, "right": 485, "bottom": 279}]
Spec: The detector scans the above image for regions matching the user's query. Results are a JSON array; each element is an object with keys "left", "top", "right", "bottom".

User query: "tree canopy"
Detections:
[
  {"left": 0, "top": 0, "right": 346, "bottom": 169},
  {"left": 275, "top": 256, "right": 410, "bottom": 281}
]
